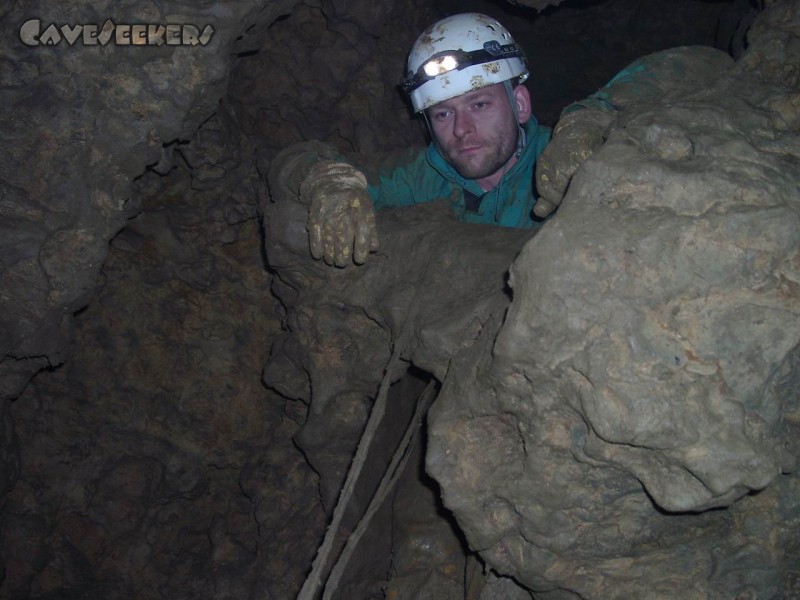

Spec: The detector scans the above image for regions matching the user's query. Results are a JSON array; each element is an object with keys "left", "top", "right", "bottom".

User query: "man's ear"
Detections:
[{"left": 513, "top": 84, "right": 532, "bottom": 124}]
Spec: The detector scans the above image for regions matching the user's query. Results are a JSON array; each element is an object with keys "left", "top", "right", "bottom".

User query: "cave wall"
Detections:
[
  {"left": 0, "top": 0, "right": 278, "bottom": 402},
  {"left": 0, "top": 0, "right": 744, "bottom": 404},
  {"left": 0, "top": 0, "right": 784, "bottom": 598}
]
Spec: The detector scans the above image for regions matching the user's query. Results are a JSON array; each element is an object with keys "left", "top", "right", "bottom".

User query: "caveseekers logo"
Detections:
[{"left": 20, "top": 19, "right": 214, "bottom": 47}]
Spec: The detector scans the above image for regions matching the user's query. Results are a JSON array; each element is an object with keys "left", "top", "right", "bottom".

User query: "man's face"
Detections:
[{"left": 426, "top": 83, "right": 520, "bottom": 182}]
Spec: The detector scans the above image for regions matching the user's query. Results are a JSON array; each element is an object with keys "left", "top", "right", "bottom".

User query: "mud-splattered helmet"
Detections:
[{"left": 402, "top": 13, "right": 529, "bottom": 113}]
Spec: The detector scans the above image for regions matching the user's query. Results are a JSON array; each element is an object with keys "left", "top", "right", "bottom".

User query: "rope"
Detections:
[
  {"left": 322, "top": 378, "right": 438, "bottom": 599},
  {"left": 295, "top": 350, "right": 406, "bottom": 600},
  {"left": 296, "top": 228, "right": 439, "bottom": 600}
]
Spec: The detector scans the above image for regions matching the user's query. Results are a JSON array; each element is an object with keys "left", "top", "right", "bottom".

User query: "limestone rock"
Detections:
[
  {"left": 426, "top": 3, "right": 800, "bottom": 598},
  {"left": 2, "top": 0, "right": 796, "bottom": 598}
]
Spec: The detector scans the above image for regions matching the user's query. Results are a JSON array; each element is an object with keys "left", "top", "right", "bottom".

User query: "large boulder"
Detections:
[{"left": 427, "top": 2, "right": 800, "bottom": 598}]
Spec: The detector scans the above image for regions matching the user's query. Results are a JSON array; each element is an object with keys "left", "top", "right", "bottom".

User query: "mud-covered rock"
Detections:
[
  {"left": 426, "top": 3, "right": 800, "bottom": 598},
  {"left": 2, "top": 0, "right": 792, "bottom": 598},
  {"left": 262, "top": 192, "right": 532, "bottom": 509}
]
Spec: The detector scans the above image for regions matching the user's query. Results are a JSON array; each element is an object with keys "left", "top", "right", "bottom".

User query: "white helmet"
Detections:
[{"left": 402, "top": 13, "right": 529, "bottom": 113}]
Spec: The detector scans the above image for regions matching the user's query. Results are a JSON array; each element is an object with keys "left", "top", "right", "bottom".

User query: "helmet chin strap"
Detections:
[
  {"left": 503, "top": 80, "right": 527, "bottom": 157},
  {"left": 422, "top": 111, "right": 443, "bottom": 156}
]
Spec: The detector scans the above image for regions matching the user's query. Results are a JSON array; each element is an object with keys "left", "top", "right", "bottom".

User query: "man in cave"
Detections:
[
  {"left": 268, "top": 12, "right": 731, "bottom": 268},
  {"left": 267, "top": 12, "right": 617, "bottom": 266}
]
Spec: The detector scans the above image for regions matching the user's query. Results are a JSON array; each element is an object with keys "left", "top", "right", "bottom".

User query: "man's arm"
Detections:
[{"left": 534, "top": 46, "right": 735, "bottom": 218}]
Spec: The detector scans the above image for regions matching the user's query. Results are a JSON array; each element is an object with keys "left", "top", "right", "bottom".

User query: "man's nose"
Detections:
[{"left": 452, "top": 110, "right": 475, "bottom": 138}]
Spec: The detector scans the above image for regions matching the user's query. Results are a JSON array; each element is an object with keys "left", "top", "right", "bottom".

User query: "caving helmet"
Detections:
[{"left": 401, "top": 13, "right": 529, "bottom": 114}]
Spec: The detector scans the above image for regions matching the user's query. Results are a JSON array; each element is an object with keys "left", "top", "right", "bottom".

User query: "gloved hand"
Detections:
[
  {"left": 300, "top": 160, "right": 379, "bottom": 267},
  {"left": 534, "top": 108, "right": 615, "bottom": 218}
]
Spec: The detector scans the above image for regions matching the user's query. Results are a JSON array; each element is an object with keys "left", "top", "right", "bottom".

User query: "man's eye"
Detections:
[
  {"left": 473, "top": 101, "right": 488, "bottom": 109},
  {"left": 432, "top": 110, "right": 451, "bottom": 120}
]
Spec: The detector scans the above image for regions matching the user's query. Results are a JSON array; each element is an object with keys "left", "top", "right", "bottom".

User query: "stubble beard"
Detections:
[{"left": 442, "top": 123, "right": 518, "bottom": 181}]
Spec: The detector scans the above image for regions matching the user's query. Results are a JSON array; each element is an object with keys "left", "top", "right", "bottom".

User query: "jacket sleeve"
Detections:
[
  {"left": 562, "top": 46, "right": 734, "bottom": 116},
  {"left": 268, "top": 140, "right": 438, "bottom": 212},
  {"left": 351, "top": 146, "right": 437, "bottom": 212},
  {"left": 267, "top": 140, "right": 348, "bottom": 206}
]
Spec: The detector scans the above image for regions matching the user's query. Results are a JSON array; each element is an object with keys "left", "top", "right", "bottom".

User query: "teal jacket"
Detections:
[{"left": 366, "top": 118, "right": 552, "bottom": 229}]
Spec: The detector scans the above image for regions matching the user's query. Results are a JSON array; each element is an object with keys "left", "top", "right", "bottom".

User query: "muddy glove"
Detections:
[
  {"left": 300, "top": 160, "right": 379, "bottom": 267},
  {"left": 534, "top": 108, "right": 615, "bottom": 218}
]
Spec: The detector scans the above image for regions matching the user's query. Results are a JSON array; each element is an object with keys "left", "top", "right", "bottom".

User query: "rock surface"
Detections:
[
  {"left": 263, "top": 193, "right": 535, "bottom": 597},
  {"left": 262, "top": 2, "right": 800, "bottom": 598},
  {"left": 4, "top": 130, "right": 326, "bottom": 598},
  {"left": 426, "top": 2, "right": 800, "bottom": 598},
  {"left": 1, "top": 0, "right": 791, "bottom": 598},
  {"left": 0, "top": 0, "right": 285, "bottom": 402}
]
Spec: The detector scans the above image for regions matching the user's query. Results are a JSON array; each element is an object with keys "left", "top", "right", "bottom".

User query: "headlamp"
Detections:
[
  {"left": 423, "top": 54, "right": 460, "bottom": 77},
  {"left": 402, "top": 40, "right": 525, "bottom": 93}
]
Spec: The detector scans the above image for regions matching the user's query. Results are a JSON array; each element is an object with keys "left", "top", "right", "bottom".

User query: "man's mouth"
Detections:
[{"left": 458, "top": 145, "right": 482, "bottom": 155}]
